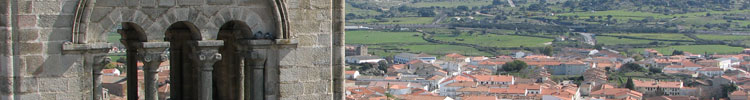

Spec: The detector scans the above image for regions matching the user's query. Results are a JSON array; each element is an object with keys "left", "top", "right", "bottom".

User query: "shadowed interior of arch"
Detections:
[
  {"left": 165, "top": 21, "right": 204, "bottom": 100},
  {"left": 215, "top": 20, "right": 253, "bottom": 100}
]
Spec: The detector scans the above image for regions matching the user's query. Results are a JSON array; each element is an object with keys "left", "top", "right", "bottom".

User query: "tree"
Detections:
[
  {"left": 606, "top": 15, "right": 613, "bottom": 20},
  {"left": 542, "top": 46, "right": 554, "bottom": 56},
  {"left": 621, "top": 63, "right": 646, "bottom": 72},
  {"left": 457, "top": 6, "right": 470, "bottom": 11},
  {"left": 502, "top": 60, "right": 528, "bottom": 72},
  {"left": 672, "top": 50, "right": 684, "bottom": 55},
  {"left": 723, "top": 84, "right": 738, "bottom": 97},
  {"left": 625, "top": 77, "right": 635, "bottom": 90},
  {"left": 706, "top": 12, "right": 712, "bottom": 16},
  {"left": 593, "top": 44, "right": 604, "bottom": 50}
]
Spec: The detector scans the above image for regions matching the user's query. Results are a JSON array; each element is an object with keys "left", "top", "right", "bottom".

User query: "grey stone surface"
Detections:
[
  {"left": 17, "top": 15, "right": 36, "bottom": 28},
  {"left": 95, "top": 0, "right": 125, "bottom": 7},
  {"left": 14, "top": 29, "right": 38, "bottom": 42},
  {"left": 159, "top": 0, "right": 175, "bottom": 6},
  {"left": 38, "top": 15, "right": 74, "bottom": 27},
  {"left": 178, "top": 0, "right": 203, "bottom": 6},
  {"left": 13, "top": 42, "right": 43, "bottom": 55},
  {"left": 207, "top": 0, "right": 232, "bottom": 5},
  {"left": 32, "top": 1, "right": 61, "bottom": 14},
  {"left": 17, "top": 1, "right": 31, "bottom": 14},
  {"left": 141, "top": 0, "right": 157, "bottom": 7}
]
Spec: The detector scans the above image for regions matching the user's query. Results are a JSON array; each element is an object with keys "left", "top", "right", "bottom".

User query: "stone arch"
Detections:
[
  {"left": 164, "top": 21, "right": 205, "bottom": 100},
  {"left": 215, "top": 20, "right": 252, "bottom": 100}
]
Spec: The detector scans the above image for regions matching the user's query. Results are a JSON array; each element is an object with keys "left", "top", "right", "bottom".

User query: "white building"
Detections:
[
  {"left": 394, "top": 53, "right": 437, "bottom": 64},
  {"left": 345, "top": 55, "right": 385, "bottom": 64}
]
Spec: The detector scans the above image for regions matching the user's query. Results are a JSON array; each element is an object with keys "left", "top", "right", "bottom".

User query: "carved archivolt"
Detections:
[{"left": 73, "top": 0, "right": 293, "bottom": 44}]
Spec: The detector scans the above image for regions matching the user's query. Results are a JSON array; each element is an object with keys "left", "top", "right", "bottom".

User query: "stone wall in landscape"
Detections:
[{"left": 0, "top": 0, "right": 339, "bottom": 99}]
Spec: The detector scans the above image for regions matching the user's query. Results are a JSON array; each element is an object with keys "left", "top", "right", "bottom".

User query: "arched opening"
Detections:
[
  {"left": 215, "top": 21, "right": 252, "bottom": 100},
  {"left": 113, "top": 22, "right": 148, "bottom": 100},
  {"left": 165, "top": 21, "right": 203, "bottom": 100}
]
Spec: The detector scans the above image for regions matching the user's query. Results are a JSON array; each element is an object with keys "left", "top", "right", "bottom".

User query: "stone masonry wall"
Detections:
[
  {"left": 279, "top": 0, "right": 334, "bottom": 99},
  {"left": 1, "top": 0, "right": 336, "bottom": 99},
  {"left": 3, "top": 0, "right": 91, "bottom": 99}
]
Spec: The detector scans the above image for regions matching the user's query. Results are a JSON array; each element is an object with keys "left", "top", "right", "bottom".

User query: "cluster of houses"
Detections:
[
  {"left": 99, "top": 61, "right": 171, "bottom": 100},
  {"left": 344, "top": 46, "right": 750, "bottom": 100}
]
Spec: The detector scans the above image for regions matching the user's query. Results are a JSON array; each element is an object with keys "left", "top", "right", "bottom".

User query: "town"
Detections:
[{"left": 344, "top": 44, "right": 750, "bottom": 100}]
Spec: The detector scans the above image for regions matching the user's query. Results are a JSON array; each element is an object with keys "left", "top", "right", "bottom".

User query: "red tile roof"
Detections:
[
  {"left": 633, "top": 80, "right": 682, "bottom": 88},
  {"left": 473, "top": 75, "right": 513, "bottom": 82}
]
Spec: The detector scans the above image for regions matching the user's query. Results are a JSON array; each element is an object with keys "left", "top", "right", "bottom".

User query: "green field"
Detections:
[
  {"left": 596, "top": 36, "right": 654, "bottom": 45},
  {"left": 346, "top": 3, "right": 381, "bottom": 17},
  {"left": 433, "top": 34, "right": 553, "bottom": 48},
  {"left": 402, "top": 45, "right": 492, "bottom": 56},
  {"left": 695, "top": 34, "right": 750, "bottom": 41},
  {"left": 346, "top": 31, "right": 428, "bottom": 44},
  {"left": 348, "top": 17, "right": 433, "bottom": 24},
  {"left": 603, "top": 33, "right": 693, "bottom": 41},
  {"left": 634, "top": 45, "right": 745, "bottom": 55},
  {"left": 408, "top": 0, "right": 492, "bottom": 8}
]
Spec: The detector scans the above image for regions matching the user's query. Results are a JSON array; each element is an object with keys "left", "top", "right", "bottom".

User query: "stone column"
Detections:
[
  {"left": 137, "top": 42, "right": 169, "bottom": 100},
  {"left": 92, "top": 56, "right": 111, "bottom": 100},
  {"left": 238, "top": 40, "right": 272, "bottom": 100},
  {"left": 332, "top": 0, "right": 346, "bottom": 99},
  {"left": 194, "top": 40, "right": 224, "bottom": 100},
  {"left": 62, "top": 43, "right": 113, "bottom": 100},
  {"left": 138, "top": 48, "right": 168, "bottom": 100}
]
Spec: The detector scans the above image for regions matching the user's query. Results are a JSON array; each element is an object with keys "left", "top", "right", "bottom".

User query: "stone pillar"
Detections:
[
  {"left": 332, "top": 0, "right": 346, "bottom": 99},
  {"left": 238, "top": 40, "right": 272, "bottom": 100},
  {"left": 62, "top": 43, "right": 113, "bottom": 100},
  {"left": 194, "top": 40, "right": 224, "bottom": 100},
  {"left": 92, "top": 56, "right": 111, "bottom": 100},
  {"left": 138, "top": 47, "right": 168, "bottom": 100}
]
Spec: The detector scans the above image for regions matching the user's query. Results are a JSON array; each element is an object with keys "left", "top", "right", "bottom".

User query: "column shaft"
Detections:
[{"left": 143, "top": 62, "right": 160, "bottom": 100}]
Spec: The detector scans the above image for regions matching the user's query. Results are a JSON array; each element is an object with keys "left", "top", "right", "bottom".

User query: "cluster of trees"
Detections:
[
  {"left": 451, "top": 23, "right": 569, "bottom": 33},
  {"left": 562, "top": 0, "right": 738, "bottom": 14}
]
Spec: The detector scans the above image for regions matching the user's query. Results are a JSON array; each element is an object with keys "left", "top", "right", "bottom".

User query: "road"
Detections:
[{"left": 578, "top": 32, "right": 596, "bottom": 45}]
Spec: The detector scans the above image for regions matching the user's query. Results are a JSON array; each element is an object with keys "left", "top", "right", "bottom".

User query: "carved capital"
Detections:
[
  {"left": 93, "top": 55, "right": 112, "bottom": 74},
  {"left": 138, "top": 51, "right": 168, "bottom": 63}
]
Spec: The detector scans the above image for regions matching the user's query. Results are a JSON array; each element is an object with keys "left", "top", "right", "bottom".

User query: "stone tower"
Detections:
[{"left": 0, "top": 0, "right": 346, "bottom": 99}]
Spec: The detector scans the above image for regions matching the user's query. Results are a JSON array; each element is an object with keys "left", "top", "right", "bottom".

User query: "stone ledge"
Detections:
[
  {"left": 276, "top": 39, "right": 298, "bottom": 45},
  {"left": 197, "top": 40, "right": 224, "bottom": 47},
  {"left": 140, "top": 42, "right": 169, "bottom": 49},
  {"left": 62, "top": 43, "right": 112, "bottom": 51}
]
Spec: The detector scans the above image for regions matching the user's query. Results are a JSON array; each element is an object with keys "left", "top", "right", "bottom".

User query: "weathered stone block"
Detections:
[
  {"left": 279, "top": 67, "right": 300, "bottom": 82},
  {"left": 17, "top": 15, "right": 36, "bottom": 28},
  {"left": 32, "top": 1, "right": 61, "bottom": 14},
  {"left": 39, "top": 28, "right": 73, "bottom": 41},
  {"left": 89, "top": 7, "right": 112, "bottom": 22},
  {"left": 303, "top": 81, "right": 329, "bottom": 94},
  {"left": 23, "top": 55, "right": 45, "bottom": 75},
  {"left": 140, "top": 8, "right": 168, "bottom": 20},
  {"left": 96, "top": 0, "right": 125, "bottom": 7},
  {"left": 295, "top": 34, "right": 317, "bottom": 46},
  {"left": 207, "top": 0, "right": 232, "bottom": 5},
  {"left": 125, "top": 0, "right": 139, "bottom": 7},
  {"left": 141, "top": 0, "right": 157, "bottom": 7},
  {"left": 16, "top": 93, "right": 41, "bottom": 100},
  {"left": 159, "top": 0, "right": 175, "bottom": 6},
  {"left": 15, "top": 77, "right": 38, "bottom": 93},
  {"left": 38, "top": 15, "right": 74, "bottom": 27},
  {"left": 310, "top": 0, "right": 332, "bottom": 9},
  {"left": 178, "top": 0, "right": 203, "bottom": 6},
  {"left": 18, "top": 1, "right": 32, "bottom": 14},
  {"left": 14, "top": 29, "right": 39, "bottom": 42},
  {"left": 38, "top": 77, "right": 67, "bottom": 92},
  {"left": 0, "top": 56, "right": 10, "bottom": 77},
  {"left": 0, "top": 1, "right": 6, "bottom": 14},
  {"left": 0, "top": 15, "right": 6, "bottom": 27},
  {"left": 279, "top": 83, "right": 303, "bottom": 96},
  {"left": 14, "top": 42, "right": 44, "bottom": 55},
  {"left": 61, "top": 1, "right": 77, "bottom": 14}
]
